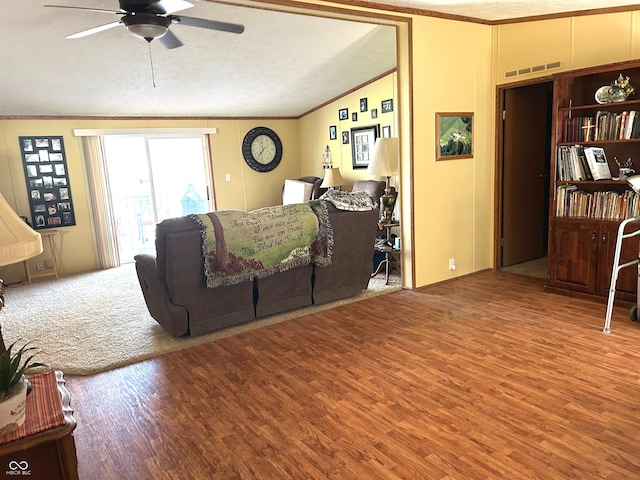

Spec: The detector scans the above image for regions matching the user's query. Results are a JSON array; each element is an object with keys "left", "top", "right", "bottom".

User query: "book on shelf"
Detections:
[
  {"left": 556, "top": 145, "right": 593, "bottom": 181},
  {"left": 583, "top": 146, "right": 612, "bottom": 180},
  {"left": 567, "top": 110, "right": 640, "bottom": 142},
  {"left": 555, "top": 185, "right": 639, "bottom": 220}
]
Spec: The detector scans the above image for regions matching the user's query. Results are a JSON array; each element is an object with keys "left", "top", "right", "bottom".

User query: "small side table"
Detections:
[
  {"left": 24, "top": 230, "right": 59, "bottom": 284},
  {"left": 0, "top": 371, "right": 78, "bottom": 480},
  {"left": 372, "top": 221, "right": 400, "bottom": 285}
]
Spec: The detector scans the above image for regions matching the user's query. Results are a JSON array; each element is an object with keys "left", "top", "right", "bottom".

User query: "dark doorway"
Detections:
[{"left": 500, "top": 81, "right": 553, "bottom": 272}]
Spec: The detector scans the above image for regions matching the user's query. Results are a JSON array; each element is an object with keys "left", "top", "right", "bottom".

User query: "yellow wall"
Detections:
[
  {"left": 0, "top": 118, "right": 300, "bottom": 282},
  {"left": 298, "top": 73, "right": 398, "bottom": 187},
  {"left": 494, "top": 11, "right": 640, "bottom": 85},
  {"left": 410, "top": 17, "right": 493, "bottom": 286}
]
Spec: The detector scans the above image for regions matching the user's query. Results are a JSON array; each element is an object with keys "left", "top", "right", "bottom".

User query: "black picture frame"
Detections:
[
  {"left": 381, "top": 99, "right": 394, "bottom": 113},
  {"left": 329, "top": 125, "right": 337, "bottom": 140},
  {"left": 371, "top": 108, "right": 378, "bottom": 119},
  {"left": 19, "top": 135, "right": 76, "bottom": 229},
  {"left": 342, "top": 131, "right": 349, "bottom": 144},
  {"left": 360, "top": 98, "right": 368, "bottom": 112},
  {"left": 350, "top": 124, "right": 380, "bottom": 169},
  {"left": 351, "top": 112, "right": 358, "bottom": 122},
  {"left": 382, "top": 125, "right": 392, "bottom": 138},
  {"left": 338, "top": 108, "right": 349, "bottom": 120}
]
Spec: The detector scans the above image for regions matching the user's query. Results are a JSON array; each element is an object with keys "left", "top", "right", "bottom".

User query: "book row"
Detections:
[
  {"left": 556, "top": 185, "right": 640, "bottom": 220},
  {"left": 556, "top": 145, "right": 612, "bottom": 181},
  {"left": 562, "top": 110, "right": 640, "bottom": 143}
]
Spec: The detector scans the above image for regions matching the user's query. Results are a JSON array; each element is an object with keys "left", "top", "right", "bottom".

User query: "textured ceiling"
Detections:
[
  {"left": 0, "top": 1, "right": 396, "bottom": 117},
  {"left": 1, "top": 0, "right": 639, "bottom": 118},
  {"left": 359, "top": 0, "right": 640, "bottom": 22}
]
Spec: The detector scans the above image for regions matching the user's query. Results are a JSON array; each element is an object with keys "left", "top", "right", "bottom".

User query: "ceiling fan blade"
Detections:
[
  {"left": 44, "top": 4, "right": 122, "bottom": 14},
  {"left": 66, "top": 21, "right": 122, "bottom": 39},
  {"left": 159, "top": 29, "right": 183, "bottom": 49},
  {"left": 175, "top": 15, "right": 244, "bottom": 34}
]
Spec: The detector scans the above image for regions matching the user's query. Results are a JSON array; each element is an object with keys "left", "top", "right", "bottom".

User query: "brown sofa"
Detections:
[{"left": 134, "top": 201, "right": 379, "bottom": 337}]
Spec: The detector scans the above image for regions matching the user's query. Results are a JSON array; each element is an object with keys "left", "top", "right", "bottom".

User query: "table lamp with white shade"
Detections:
[
  {"left": 0, "top": 194, "right": 43, "bottom": 351},
  {"left": 367, "top": 137, "right": 399, "bottom": 223},
  {"left": 320, "top": 145, "right": 345, "bottom": 190}
]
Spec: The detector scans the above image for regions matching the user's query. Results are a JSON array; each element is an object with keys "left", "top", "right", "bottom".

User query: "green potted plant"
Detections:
[{"left": 0, "top": 340, "right": 45, "bottom": 436}]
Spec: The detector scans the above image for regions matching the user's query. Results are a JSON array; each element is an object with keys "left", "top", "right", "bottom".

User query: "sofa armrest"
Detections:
[{"left": 134, "top": 254, "right": 189, "bottom": 337}]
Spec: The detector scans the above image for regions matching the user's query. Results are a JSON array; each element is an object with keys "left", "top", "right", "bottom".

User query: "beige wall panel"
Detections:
[
  {"left": 495, "top": 18, "right": 571, "bottom": 85},
  {"left": 411, "top": 17, "right": 493, "bottom": 287},
  {"left": 572, "top": 13, "right": 634, "bottom": 69},
  {"left": 298, "top": 73, "right": 398, "bottom": 190},
  {"left": 633, "top": 11, "right": 640, "bottom": 59}
]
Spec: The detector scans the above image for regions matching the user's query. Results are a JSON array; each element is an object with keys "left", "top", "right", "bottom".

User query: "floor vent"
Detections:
[{"left": 504, "top": 61, "right": 561, "bottom": 78}]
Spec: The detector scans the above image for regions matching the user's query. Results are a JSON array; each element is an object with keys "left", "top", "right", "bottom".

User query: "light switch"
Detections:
[{"left": 225, "top": 174, "right": 231, "bottom": 182}]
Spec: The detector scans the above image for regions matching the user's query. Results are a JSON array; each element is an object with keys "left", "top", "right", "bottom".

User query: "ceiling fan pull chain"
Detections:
[{"left": 148, "top": 41, "right": 156, "bottom": 88}]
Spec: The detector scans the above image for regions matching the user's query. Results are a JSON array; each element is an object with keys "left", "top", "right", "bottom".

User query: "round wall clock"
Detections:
[{"left": 241, "top": 127, "right": 283, "bottom": 172}]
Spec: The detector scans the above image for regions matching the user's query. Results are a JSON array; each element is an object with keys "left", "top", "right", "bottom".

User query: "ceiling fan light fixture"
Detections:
[{"left": 123, "top": 14, "right": 171, "bottom": 41}]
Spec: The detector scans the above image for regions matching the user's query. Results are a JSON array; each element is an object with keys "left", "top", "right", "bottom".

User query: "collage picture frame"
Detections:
[{"left": 20, "top": 135, "right": 76, "bottom": 229}]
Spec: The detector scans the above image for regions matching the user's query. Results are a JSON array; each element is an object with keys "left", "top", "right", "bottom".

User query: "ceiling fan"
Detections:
[{"left": 45, "top": 0, "right": 245, "bottom": 49}]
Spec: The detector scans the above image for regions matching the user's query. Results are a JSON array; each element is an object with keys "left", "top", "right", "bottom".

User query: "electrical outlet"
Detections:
[
  {"left": 45, "top": 259, "right": 54, "bottom": 269},
  {"left": 36, "top": 262, "right": 44, "bottom": 271},
  {"left": 448, "top": 258, "right": 456, "bottom": 271}
]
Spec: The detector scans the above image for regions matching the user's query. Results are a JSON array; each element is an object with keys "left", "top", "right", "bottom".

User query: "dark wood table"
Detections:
[
  {"left": 0, "top": 371, "right": 78, "bottom": 480},
  {"left": 372, "top": 221, "right": 400, "bottom": 284}
]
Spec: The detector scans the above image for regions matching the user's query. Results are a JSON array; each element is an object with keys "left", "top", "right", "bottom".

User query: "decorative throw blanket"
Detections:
[
  {"left": 319, "top": 189, "right": 375, "bottom": 211},
  {"left": 191, "top": 200, "right": 332, "bottom": 288}
]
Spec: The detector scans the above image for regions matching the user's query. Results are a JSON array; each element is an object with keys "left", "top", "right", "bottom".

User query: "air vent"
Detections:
[{"left": 504, "top": 61, "right": 561, "bottom": 78}]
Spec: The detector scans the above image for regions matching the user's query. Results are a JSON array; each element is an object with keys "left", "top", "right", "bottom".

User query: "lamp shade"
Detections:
[
  {"left": 320, "top": 167, "right": 345, "bottom": 188},
  {"left": 627, "top": 174, "right": 640, "bottom": 193},
  {"left": 367, "top": 138, "right": 399, "bottom": 177},
  {"left": 0, "top": 194, "right": 42, "bottom": 267}
]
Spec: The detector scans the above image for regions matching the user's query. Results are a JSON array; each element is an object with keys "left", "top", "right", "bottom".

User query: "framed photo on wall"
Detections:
[
  {"left": 19, "top": 135, "right": 76, "bottom": 229},
  {"left": 435, "top": 112, "right": 474, "bottom": 160},
  {"left": 350, "top": 124, "right": 380, "bottom": 169},
  {"left": 329, "top": 125, "right": 337, "bottom": 140}
]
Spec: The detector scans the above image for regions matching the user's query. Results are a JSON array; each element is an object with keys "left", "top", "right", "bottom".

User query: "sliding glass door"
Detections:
[{"left": 103, "top": 135, "right": 213, "bottom": 263}]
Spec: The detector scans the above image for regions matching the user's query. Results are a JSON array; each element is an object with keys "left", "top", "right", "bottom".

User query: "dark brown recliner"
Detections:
[{"left": 134, "top": 201, "right": 379, "bottom": 337}]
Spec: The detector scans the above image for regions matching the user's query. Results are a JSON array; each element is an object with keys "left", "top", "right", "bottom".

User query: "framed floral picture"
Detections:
[{"left": 435, "top": 112, "right": 473, "bottom": 160}]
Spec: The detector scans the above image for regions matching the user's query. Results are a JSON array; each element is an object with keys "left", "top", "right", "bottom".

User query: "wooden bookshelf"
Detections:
[{"left": 547, "top": 60, "right": 640, "bottom": 305}]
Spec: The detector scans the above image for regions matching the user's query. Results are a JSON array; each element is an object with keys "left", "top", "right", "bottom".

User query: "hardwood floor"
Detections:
[{"left": 66, "top": 271, "right": 640, "bottom": 479}]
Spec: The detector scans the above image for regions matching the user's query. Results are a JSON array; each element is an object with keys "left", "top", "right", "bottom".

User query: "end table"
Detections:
[
  {"left": 372, "top": 221, "right": 400, "bottom": 284},
  {"left": 0, "top": 371, "right": 78, "bottom": 480}
]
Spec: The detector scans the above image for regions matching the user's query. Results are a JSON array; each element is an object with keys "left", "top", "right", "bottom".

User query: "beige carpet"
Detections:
[{"left": 1, "top": 264, "right": 401, "bottom": 376}]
